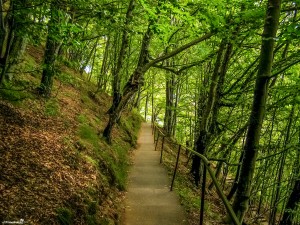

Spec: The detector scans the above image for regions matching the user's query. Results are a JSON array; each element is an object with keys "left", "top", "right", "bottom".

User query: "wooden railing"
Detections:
[{"left": 151, "top": 123, "right": 241, "bottom": 225}]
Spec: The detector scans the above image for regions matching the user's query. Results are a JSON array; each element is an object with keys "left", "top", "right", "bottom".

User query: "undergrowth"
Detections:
[
  {"left": 156, "top": 131, "right": 228, "bottom": 225},
  {"left": 0, "top": 45, "right": 143, "bottom": 225}
]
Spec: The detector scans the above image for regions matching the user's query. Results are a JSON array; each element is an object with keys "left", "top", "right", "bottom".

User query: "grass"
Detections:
[
  {"left": 158, "top": 134, "right": 226, "bottom": 225},
  {"left": 76, "top": 109, "right": 142, "bottom": 192},
  {"left": 56, "top": 207, "right": 74, "bottom": 225},
  {"left": 0, "top": 82, "right": 32, "bottom": 104},
  {"left": 45, "top": 98, "right": 60, "bottom": 116}
]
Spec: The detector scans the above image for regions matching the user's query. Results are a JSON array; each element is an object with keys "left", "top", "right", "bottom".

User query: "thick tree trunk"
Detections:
[
  {"left": 38, "top": 3, "right": 63, "bottom": 97},
  {"left": 103, "top": 68, "right": 144, "bottom": 143},
  {"left": 0, "top": 0, "right": 14, "bottom": 85},
  {"left": 109, "top": 0, "right": 135, "bottom": 116},
  {"left": 39, "top": 34, "right": 60, "bottom": 97},
  {"left": 103, "top": 24, "right": 152, "bottom": 143},
  {"left": 231, "top": 0, "right": 281, "bottom": 222}
]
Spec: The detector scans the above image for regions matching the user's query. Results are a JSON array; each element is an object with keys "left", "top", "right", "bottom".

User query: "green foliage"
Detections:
[
  {"left": 110, "top": 144, "right": 129, "bottom": 190},
  {"left": 78, "top": 123, "right": 100, "bottom": 150},
  {"left": 45, "top": 99, "right": 60, "bottom": 116},
  {"left": 57, "top": 71, "right": 81, "bottom": 87},
  {"left": 119, "top": 109, "right": 143, "bottom": 146},
  {"left": 0, "top": 88, "right": 29, "bottom": 103},
  {"left": 77, "top": 110, "right": 142, "bottom": 191},
  {"left": 56, "top": 207, "right": 74, "bottom": 225}
]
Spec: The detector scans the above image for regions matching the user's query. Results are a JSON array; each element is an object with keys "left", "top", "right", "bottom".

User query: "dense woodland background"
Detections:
[{"left": 0, "top": 0, "right": 299, "bottom": 224}]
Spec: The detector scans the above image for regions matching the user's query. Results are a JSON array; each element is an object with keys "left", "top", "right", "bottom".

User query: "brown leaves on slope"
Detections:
[{"left": 0, "top": 101, "right": 98, "bottom": 224}]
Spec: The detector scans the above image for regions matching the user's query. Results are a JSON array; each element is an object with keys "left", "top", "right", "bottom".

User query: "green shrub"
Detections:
[
  {"left": 0, "top": 87, "right": 30, "bottom": 103},
  {"left": 56, "top": 207, "right": 74, "bottom": 225}
]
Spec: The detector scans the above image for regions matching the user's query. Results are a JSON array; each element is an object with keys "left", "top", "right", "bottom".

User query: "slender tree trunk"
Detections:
[
  {"left": 164, "top": 71, "right": 175, "bottom": 136},
  {"left": 191, "top": 41, "right": 225, "bottom": 186},
  {"left": 80, "top": 38, "right": 98, "bottom": 76},
  {"left": 270, "top": 105, "right": 294, "bottom": 225},
  {"left": 279, "top": 149, "right": 300, "bottom": 225},
  {"left": 97, "top": 36, "right": 110, "bottom": 92},
  {"left": 151, "top": 73, "right": 155, "bottom": 123},
  {"left": 208, "top": 124, "right": 247, "bottom": 190},
  {"left": 144, "top": 91, "right": 149, "bottom": 120},
  {"left": 231, "top": 0, "right": 281, "bottom": 222},
  {"left": 88, "top": 43, "right": 98, "bottom": 81},
  {"left": 171, "top": 81, "right": 181, "bottom": 137}
]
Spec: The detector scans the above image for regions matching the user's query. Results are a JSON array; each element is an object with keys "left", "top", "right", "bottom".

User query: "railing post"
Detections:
[
  {"left": 160, "top": 136, "right": 165, "bottom": 163},
  {"left": 155, "top": 133, "right": 160, "bottom": 151},
  {"left": 153, "top": 126, "right": 156, "bottom": 143},
  {"left": 200, "top": 165, "right": 207, "bottom": 225},
  {"left": 170, "top": 145, "right": 181, "bottom": 191}
]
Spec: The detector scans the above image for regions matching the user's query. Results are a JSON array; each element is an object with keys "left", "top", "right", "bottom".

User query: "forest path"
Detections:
[{"left": 123, "top": 123, "right": 188, "bottom": 225}]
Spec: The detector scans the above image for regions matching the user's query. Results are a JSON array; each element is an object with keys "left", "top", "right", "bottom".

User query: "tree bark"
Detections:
[
  {"left": 279, "top": 180, "right": 300, "bottom": 225},
  {"left": 191, "top": 41, "right": 225, "bottom": 186},
  {"left": 0, "top": 0, "right": 14, "bottom": 85},
  {"left": 270, "top": 105, "right": 294, "bottom": 225},
  {"left": 109, "top": 0, "right": 135, "bottom": 115},
  {"left": 231, "top": 0, "right": 281, "bottom": 222},
  {"left": 38, "top": 2, "right": 64, "bottom": 97},
  {"left": 164, "top": 71, "right": 175, "bottom": 136},
  {"left": 103, "top": 24, "right": 152, "bottom": 143},
  {"left": 97, "top": 36, "right": 110, "bottom": 92}
]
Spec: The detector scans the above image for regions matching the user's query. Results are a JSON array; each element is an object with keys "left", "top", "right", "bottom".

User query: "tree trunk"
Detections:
[
  {"left": 109, "top": 0, "right": 135, "bottom": 116},
  {"left": 279, "top": 129, "right": 300, "bottom": 225},
  {"left": 164, "top": 71, "right": 175, "bottom": 136},
  {"left": 103, "top": 24, "right": 152, "bottom": 143},
  {"left": 38, "top": 3, "right": 64, "bottom": 97},
  {"left": 97, "top": 36, "right": 110, "bottom": 92},
  {"left": 231, "top": 0, "right": 281, "bottom": 222},
  {"left": 270, "top": 105, "right": 294, "bottom": 225},
  {"left": 80, "top": 39, "right": 98, "bottom": 76},
  {"left": 279, "top": 180, "right": 300, "bottom": 225},
  {"left": 0, "top": 0, "right": 14, "bottom": 85},
  {"left": 191, "top": 41, "right": 225, "bottom": 186},
  {"left": 208, "top": 123, "right": 247, "bottom": 190}
]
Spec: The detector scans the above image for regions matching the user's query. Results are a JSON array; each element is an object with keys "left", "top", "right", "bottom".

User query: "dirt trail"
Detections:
[{"left": 123, "top": 123, "right": 188, "bottom": 225}]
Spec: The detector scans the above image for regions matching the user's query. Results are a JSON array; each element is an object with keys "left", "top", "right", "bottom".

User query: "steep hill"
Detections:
[{"left": 0, "top": 47, "right": 143, "bottom": 225}]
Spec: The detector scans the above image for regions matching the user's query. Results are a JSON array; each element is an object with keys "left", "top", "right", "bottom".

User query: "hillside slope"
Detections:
[{"left": 0, "top": 50, "right": 143, "bottom": 225}]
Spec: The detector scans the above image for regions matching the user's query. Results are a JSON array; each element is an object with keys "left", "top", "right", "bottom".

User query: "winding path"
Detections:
[{"left": 123, "top": 123, "right": 188, "bottom": 225}]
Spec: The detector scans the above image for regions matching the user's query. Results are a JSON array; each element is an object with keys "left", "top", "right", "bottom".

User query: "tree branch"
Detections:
[{"left": 144, "top": 32, "right": 214, "bottom": 71}]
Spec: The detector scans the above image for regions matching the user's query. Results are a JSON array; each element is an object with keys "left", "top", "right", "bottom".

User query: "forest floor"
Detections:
[{"left": 0, "top": 46, "right": 143, "bottom": 224}]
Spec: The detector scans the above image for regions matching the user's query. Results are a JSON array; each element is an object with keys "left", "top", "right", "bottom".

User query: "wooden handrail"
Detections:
[{"left": 152, "top": 122, "right": 241, "bottom": 225}]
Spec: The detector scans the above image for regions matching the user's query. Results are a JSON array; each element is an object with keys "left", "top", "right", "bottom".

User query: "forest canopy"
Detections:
[{"left": 0, "top": 0, "right": 299, "bottom": 224}]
